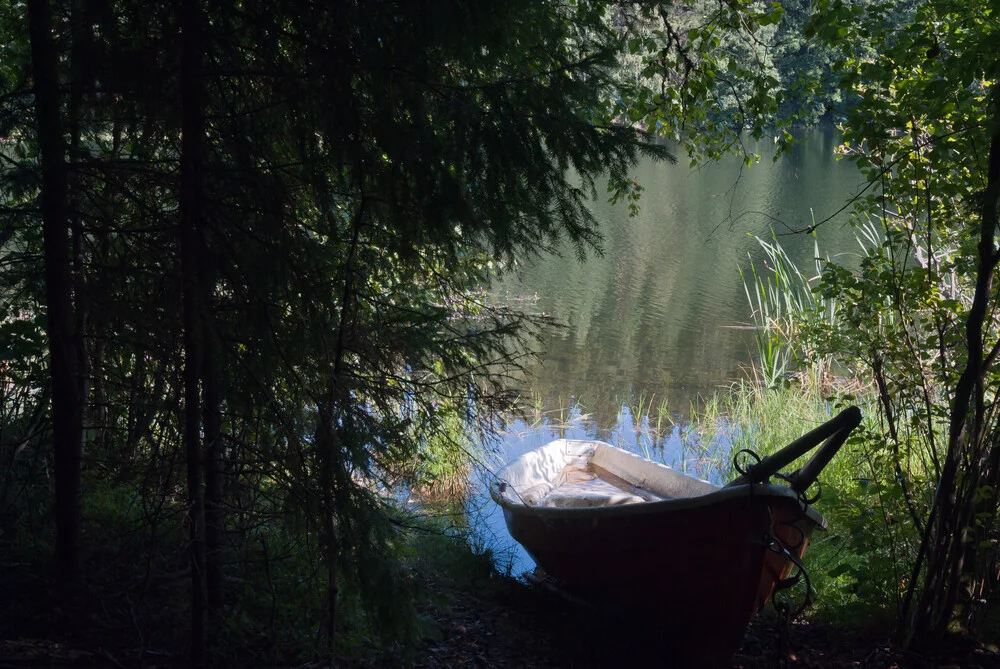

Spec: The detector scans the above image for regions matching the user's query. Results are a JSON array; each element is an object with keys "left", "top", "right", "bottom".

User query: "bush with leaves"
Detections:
[{"left": 765, "top": 0, "right": 1000, "bottom": 641}]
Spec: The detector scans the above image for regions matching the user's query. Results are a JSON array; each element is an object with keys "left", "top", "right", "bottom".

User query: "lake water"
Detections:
[{"left": 470, "top": 130, "right": 866, "bottom": 574}]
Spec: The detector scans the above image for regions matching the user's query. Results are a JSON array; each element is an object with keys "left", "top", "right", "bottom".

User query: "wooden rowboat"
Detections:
[{"left": 490, "top": 407, "right": 861, "bottom": 664}]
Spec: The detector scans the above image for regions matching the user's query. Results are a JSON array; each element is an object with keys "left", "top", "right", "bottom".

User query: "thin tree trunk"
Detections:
[
  {"left": 953, "top": 86, "right": 1000, "bottom": 633},
  {"left": 69, "top": 0, "right": 90, "bottom": 468},
  {"left": 91, "top": 339, "right": 105, "bottom": 454},
  {"left": 91, "top": 67, "right": 121, "bottom": 461},
  {"left": 203, "top": 322, "right": 223, "bottom": 613},
  {"left": 318, "top": 204, "right": 365, "bottom": 654},
  {"left": 28, "top": 0, "right": 83, "bottom": 590},
  {"left": 315, "top": 400, "right": 340, "bottom": 653},
  {"left": 914, "top": 84, "right": 1000, "bottom": 638},
  {"left": 124, "top": 346, "right": 146, "bottom": 465},
  {"left": 180, "top": 0, "right": 207, "bottom": 662}
]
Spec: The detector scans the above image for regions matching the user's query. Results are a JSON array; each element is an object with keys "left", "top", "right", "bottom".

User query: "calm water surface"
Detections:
[{"left": 472, "top": 131, "right": 866, "bottom": 574}]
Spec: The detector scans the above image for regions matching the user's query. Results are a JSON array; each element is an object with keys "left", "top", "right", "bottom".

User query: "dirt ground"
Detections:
[
  {"left": 410, "top": 577, "right": 1000, "bottom": 669},
  {"left": 2, "top": 572, "right": 998, "bottom": 668}
]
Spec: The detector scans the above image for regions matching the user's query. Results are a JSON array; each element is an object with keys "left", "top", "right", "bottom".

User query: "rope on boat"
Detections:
[
  {"left": 734, "top": 448, "right": 819, "bottom": 618},
  {"left": 760, "top": 504, "right": 815, "bottom": 620},
  {"left": 771, "top": 543, "right": 814, "bottom": 616},
  {"left": 733, "top": 448, "right": 763, "bottom": 480}
]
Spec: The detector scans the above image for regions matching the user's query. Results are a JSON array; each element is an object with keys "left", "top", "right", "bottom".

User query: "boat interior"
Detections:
[{"left": 497, "top": 439, "right": 719, "bottom": 508}]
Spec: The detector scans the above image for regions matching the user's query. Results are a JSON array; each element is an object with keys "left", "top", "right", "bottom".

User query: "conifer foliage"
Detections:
[{"left": 1, "top": 0, "right": 690, "bottom": 662}]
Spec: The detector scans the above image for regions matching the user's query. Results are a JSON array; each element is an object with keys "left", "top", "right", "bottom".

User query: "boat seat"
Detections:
[{"left": 534, "top": 460, "right": 656, "bottom": 507}]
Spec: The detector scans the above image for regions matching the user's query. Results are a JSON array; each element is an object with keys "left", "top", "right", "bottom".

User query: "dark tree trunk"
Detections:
[
  {"left": 317, "top": 206, "right": 365, "bottom": 654},
  {"left": 91, "top": 338, "right": 105, "bottom": 454},
  {"left": 180, "top": 0, "right": 207, "bottom": 662},
  {"left": 69, "top": 0, "right": 90, "bottom": 468},
  {"left": 203, "top": 325, "right": 223, "bottom": 613},
  {"left": 90, "top": 60, "right": 121, "bottom": 461},
  {"left": 28, "top": 0, "right": 83, "bottom": 590},
  {"left": 315, "top": 400, "right": 341, "bottom": 652},
  {"left": 124, "top": 346, "right": 146, "bottom": 464}
]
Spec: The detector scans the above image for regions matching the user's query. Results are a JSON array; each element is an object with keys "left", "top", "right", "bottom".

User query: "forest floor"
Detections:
[
  {"left": 1, "top": 534, "right": 999, "bottom": 668},
  {"left": 405, "top": 569, "right": 1000, "bottom": 669}
]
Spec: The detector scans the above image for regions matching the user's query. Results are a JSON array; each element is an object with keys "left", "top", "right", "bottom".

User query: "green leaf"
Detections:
[{"left": 826, "top": 563, "right": 854, "bottom": 578}]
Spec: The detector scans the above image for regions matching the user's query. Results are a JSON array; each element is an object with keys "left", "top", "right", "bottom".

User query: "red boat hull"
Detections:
[{"left": 502, "top": 487, "right": 818, "bottom": 664}]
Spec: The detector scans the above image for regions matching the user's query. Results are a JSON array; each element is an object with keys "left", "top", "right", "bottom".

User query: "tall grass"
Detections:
[
  {"left": 739, "top": 226, "right": 839, "bottom": 389},
  {"left": 627, "top": 393, "right": 674, "bottom": 448},
  {"left": 690, "top": 379, "right": 843, "bottom": 476}
]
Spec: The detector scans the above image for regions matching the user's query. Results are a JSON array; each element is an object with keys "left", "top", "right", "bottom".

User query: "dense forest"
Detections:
[{"left": 1, "top": 0, "right": 999, "bottom": 666}]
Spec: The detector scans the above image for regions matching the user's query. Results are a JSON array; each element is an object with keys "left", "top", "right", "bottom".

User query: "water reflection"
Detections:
[{"left": 494, "top": 130, "right": 864, "bottom": 428}]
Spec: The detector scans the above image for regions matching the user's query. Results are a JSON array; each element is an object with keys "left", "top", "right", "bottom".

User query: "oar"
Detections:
[
  {"left": 725, "top": 406, "right": 862, "bottom": 488},
  {"left": 787, "top": 416, "right": 861, "bottom": 494}
]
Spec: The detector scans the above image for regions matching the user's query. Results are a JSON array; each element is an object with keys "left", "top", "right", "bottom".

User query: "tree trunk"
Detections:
[
  {"left": 315, "top": 400, "right": 341, "bottom": 653},
  {"left": 69, "top": 0, "right": 90, "bottom": 469},
  {"left": 27, "top": 0, "right": 83, "bottom": 591},
  {"left": 316, "top": 205, "right": 365, "bottom": 654},
  {"left": 180, "top": 0, "right": 207, "bottom": 662},
  {"left": 913, "top": 83, "right": 1000, "bottom": 639},
  {"left": 203, "top": 321, "right": 224, "bottom": 613}
]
